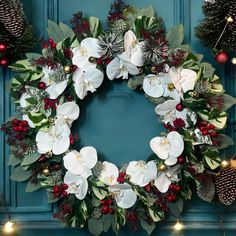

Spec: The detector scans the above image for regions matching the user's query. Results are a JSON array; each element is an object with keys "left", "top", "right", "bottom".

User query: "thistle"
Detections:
[
  {"left": 98, "top": 32, "right": 124, "bottom": 58},
  {"left": 109, "top": 19, "right": 128, "bottom": 35}
]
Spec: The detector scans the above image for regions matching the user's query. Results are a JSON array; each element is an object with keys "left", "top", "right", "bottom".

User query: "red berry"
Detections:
[
  {"left": 199, "top": 126, "right": 206, "bottom": 132},
  {"left": 71, "top": 64, "right": 78, "bottom": 72},
  {"left": 22, "top": 127, "right": 28, "bottom": 132},
  {"left": 0, "top": 43, "right": 7, "bottom": 53},
  {"left": 101, "top": 206, "right": 109, "bottom": 214},
  {"left": 97, "top": 58, "right": 103, "bottom": 65},
  {"left": 48, "top": 38, "right": 54, "bottom": 44},
  {"left": 21, "top": 120, "right": 29, "bottom": 127},
  {"left": 100, "top": 200, "right": 106, "bottom": 205},
  {"left": 119, "top": 172, "right": 126, "bottom": 178},
  {"left": 174, "top": 185, "right": 181, "bottom": 192},
  {"left": 166, "top": 194, "right": 173, "bottom": 202},
  {"left": 169, "top": 183, "right": 176, "bottom": 191},
  {"left": 12, "top": 118, "right": 20, "bottom": 126},
  {"left": 210, "top": 131, "right": 218, "bottom": 138},
  {"left": 51, "top": 42, "right": 57, "bottom": 49},
  {"left": 105, "top": 58, "right": 111, "bottom": 65},
  {"left": 0, "top": 58, "right": 8, "bottom": 66},
  {"left": 108, "top": 199, "right": 113, "bottom": 205},
  {"left": 177, "top": 156, "right": 185, "bottom": 165},
  {"left": 108, "top": 208, "right": 114, "bottom": 214},
  {"left": 117, "top": 177, "right": 125, "bottom": 183},
  {"left": 38, "top": 82, "right": 46, "bottom": 90},
  {"left": 176, "top": 103, "right": 183, "bottom": 111},
  {"left": 54, "top": 193, "right": 61, "bottom": 198},
  {"left": 17, "top": 126, "right": 24, "bottom": 132},
  {"left": 62, "top": 183, "right": 68, "bottom": 190},
  {"left": 202, "top": 130, "right": 209, "bottom": 136},
  {"left": 53, "top": 185, "right": 60, "bottom": 194},
  {"left": 215, "top": 51, "right": 228, "bottom": 64},
  {"left": 62, "top": 190, "right": 68, "bottom": 197},
  {"left": 38, "top": 154, "right": 47, "bottom": 162},
  {"left": 144, "top": 184, "right": 151, "bottom": 192}
]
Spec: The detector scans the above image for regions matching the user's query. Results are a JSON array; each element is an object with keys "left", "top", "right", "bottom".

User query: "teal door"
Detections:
[{"left": 0, "top": 0, "right": 235, "bottom": 235}]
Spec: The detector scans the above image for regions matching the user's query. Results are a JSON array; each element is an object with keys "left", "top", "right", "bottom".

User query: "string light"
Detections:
[
  {"left": 231, "top": 57, "right": 236, "bottom": 64},
  {"left": 221, "top": 160, "right": 229, "bottom": 168},
  {"left": 3, "top": 221, "right": 15, "bottom": 234},
  {"left": 173, "top": 220, "right": 184, "bottom": 231}
]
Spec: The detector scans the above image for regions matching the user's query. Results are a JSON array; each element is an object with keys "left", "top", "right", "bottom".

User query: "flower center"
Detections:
[
  {"left": 70, "top": 182, "right": 80, "bottom": 192},
  {"left": 80, "top": 47, "right": 88, "bottom": 56},
  {"left": 160, "top": 137, "right": 170, "bottom": 151},
  {"left": 148, "top": 76, "right": 160, "bottom": 87},
  {"left": 135, "top": 161, "right": 146, "bottom": 171},
  {"left": 167, "top": 83, "right": 175, "bottom": 91},
  {"left": 112, "top": 190, "right": 124, "bottom": 202}
]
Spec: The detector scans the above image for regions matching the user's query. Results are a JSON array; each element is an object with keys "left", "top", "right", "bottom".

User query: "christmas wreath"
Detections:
[{"left": 1, "top": 1, "right": 236, "bottom": 235}]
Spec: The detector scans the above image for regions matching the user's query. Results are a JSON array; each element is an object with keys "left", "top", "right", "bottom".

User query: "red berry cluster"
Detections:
[
  {"left": 177, "top": 155, "right": 185, "bottom": 165},
  {"left": 40, "top": 38, "right": 57, "bottom": 49},
  {"left": 70, "top": 12, "right": 90, "bottom": 36},
  {"left": 11, "top": 119, "right": 29, "bottom": 139},
  {"left": 165, "top": 183, "right": 181, "bottom": 203},
  {"left": 53, "top": 184, "right": 68, "bottom": 198},
  {"left": 96, "top": 57, "right": 111, "bottom": 65},
  {"left": 100, "top": 198, "right": 114, "bottom": 215},
  {"left": 198, "top": 121, "right": 218, "bottom": 137},
  {"left": 117, "top": 172, "right": 126, "bottom": 183},
  {"left": 173, "top": 118, "right": 186, "bottom": 129},
  {"left": 63, "top": 48, "right": 73, "bottom": 59},
  {"left": 44, "top": 98, "right": 58, "bottom": 110},
  {"left": 163, "top": 123, "right": 177, "bottom": 132}
]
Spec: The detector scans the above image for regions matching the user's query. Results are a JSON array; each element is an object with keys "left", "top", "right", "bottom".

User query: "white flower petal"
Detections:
[
  {"left": 155, "top": 100, "right": 178, "bottom": 116},
  {"left": 119, "top": 52, "right": 139, "bottom": 76},
  {"left": 52, "top": 135, "right": 70, "bottom": 155},
  {"left": 180, "top": 68, "right": 197, "bottom": 92},
  {"left": 124, "top": 30, "right": 136, "bottom": 58},
  {"left": 154, "top": 172, "right": 171, "bottom": 193},
  {"left": 164, "top": 155, "right": 178, "bottom": 166},
  {"left": 99, "top": 161, "right": 119, "bottom": 185},
  {"left": 130, "top": 42, "right": 144, "bottom": 67},
  {"left": 46, "top": 80, "right": 68, "bottom": 99},
  {"left": 85, "top": 67, "right": 104, "bottom": 89},
  {"left": 81, "top": 38, "right": 101, "bottom": 58},
  {"left": 167, "top": 131, "right": 184, "bottom": 158},
  {"left": 36, "top": 131, "right": 53, "bottom": 154},
  {"left": 80, "top": 146, "right": 98, "bottom": 169},
  {"left": 106, "top": 57, "right": 121, "bottom": 80},
  {"left": 143, "top": 74, "right": 164, "bottom": 98},
  {"left": 150, "top": 137, "right": 169, "bottom": 160}
]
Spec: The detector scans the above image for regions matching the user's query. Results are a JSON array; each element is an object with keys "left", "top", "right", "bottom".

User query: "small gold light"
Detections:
[
  {"left": 63, "top": 65, "right": 71, "bottom": 74},
  {"left": 167, "top": 83, "right": 175, "bottom": 91},
  {"left": 150, "top": 66, "right": 157, "bottom": 74},
  {"left": 159, "top": 164, "right": 166, "bottom": 171},
  {"left": 173, "top": 220, "right": 184, "bottom": 231},
  {"left": 42, "top": 167, "right": 50, "bottom": 176},
  {"left": 88, "top": 56, "right": 96, "bottom": 63},
  {"left": 231, "top": 57, "right": 236, "bottom": 64},
  {"left": 227, "top": 16, "right": 233, "bottom": 23},
  {"left": 4, "top": 221, "right": 15, "bottom": 234},
  {"left": 221, "top": 160, "right": 229, "bottom": 168}
]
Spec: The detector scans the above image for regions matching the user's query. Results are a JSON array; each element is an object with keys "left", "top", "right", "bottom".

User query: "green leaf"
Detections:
[
  {"left": 59, "top": 22, "right": 75, "bottom": 38},
  {"left": 140, "top": 219, "right": 156, "bottom": 235},
  {"left": 168, "top": 199, "right": 183, "bottom": 218},
  {"left": 47, "top": 20, "right": 64, "bottom": 43},
  {"left": 148, "top": 208, "right": 163, "bottom": 222},
  {"left": 135, "top": 5, "right": 155, "bottom": 17},
  {"left": 8, "top": 154, "right": 22, "bottom": 166},
  {"left": 26, "top": 181, "right": 41, "bottom": 192},
  {"left": 166, "top": 24, "right": 184, "bottom": 48},
  {"left": 128, "top": 76, "right": 144, "bottom": 90},
  {"left": 213, "top": 134, "right": 234, "bottom": 150},
  {"left": 205, "top": 156, "right": 221, "bottom": 170},
  {"left": 92, "top": 187, "right": 107, "bottom": 200},
  {"left": 21, "top": 152, "right": 40, "bottom": 166},
  {"left": 10, "top": 166, "right": 32, "bottom": 182},
  {"left": 89, "top": 17, "right": 102, "bottom": 38},
  {"left": 25, "top": 53, "right": 42, "bottom": 60},
  {"left": 102, "top": 215, "right": 112, "bottom": 232},
  {"left": 222, "top": 94, "right": 236, "bottom": 111},
  {"left": 88, "top": 218, "right": 103, "bottom": 236}
]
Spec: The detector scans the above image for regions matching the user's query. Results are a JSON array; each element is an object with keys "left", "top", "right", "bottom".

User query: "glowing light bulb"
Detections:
[
  {"left": 174, "top": 220, "right": 184, "bottom": 231},
  {"left": 231, "top": 57, "right": 236, "bottom": 64},
  {"left": 221, "top": 160, "right": 229, "bottom": 168},
  {"left": 4, "top": 221, "right": 14, "bottom": 234},
  {"left": 159, "top": 164, "right": 166, "bottom": 171}
]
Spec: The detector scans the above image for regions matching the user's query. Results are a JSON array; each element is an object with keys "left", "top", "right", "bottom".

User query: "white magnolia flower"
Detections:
[
  {"left": 73, "top": 67, "right": 104, "bottom": 100},
  {"left": 108, "top": 183, "right": 137, "bottom": 209},
  {"left": 99, "top": 161, "right": 119, "bottom": 186},
  {"left": 169, "top": 67, "right": 197, "bottom": 98},
  {"left": 124, "top": 30, "right": 144, "bottom": 67},
  {"left": 155, "top": 100, "right": 197, "bottom": 127},
  {"left": 41, "top": 66, "right": 68, "bottom": 99},
  {"left": 72, "top": 38, "right": 101, "bottom": 69},
  {"left": 63, "top": 147, "right": 98, "bottom": 178},
  {"left": 64, "top": 171, "right": 88, "bottom": 200},
  {"left": 106, "top": 52, "right": 139, "bottom": 80},
  {"left": 143, "top": 74, "right": 164, "bottom": 98},
  {"left": 126, "top": 160, "right": 157, "bottom": 187},
  {"left": 150, "top": 131, "right": 184, "bottom": 166},
  {"left": 154, "top": 165, "right": 180, "bottom": 193},
  {"left": 56, "top": 102, "right": 80, "bottom": 125},
  {"left": 36, "top": 118, "right": 70, "bottom": 155}
]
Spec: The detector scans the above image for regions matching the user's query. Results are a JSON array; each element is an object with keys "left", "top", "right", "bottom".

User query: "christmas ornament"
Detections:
[
  {"left": 0, "top": 42, "right": 7, "bottom": 53},
  {"left": 214, "top": 51, "right": 229, "bottom": 64}
]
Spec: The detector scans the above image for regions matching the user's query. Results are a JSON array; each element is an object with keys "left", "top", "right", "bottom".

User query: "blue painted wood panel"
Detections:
[{"left": 0, "top": 0, "right": 236, "bottom": 235}]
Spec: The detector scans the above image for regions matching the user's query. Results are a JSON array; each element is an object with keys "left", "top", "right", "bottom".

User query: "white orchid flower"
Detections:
[
  {"left": 63, "top": 147, "right": 98, "bottom": 178},
  {"left": 99, "top": 161, "right": 119, "bottom": 186},
  {"left": 154, "top": 165, "right": 180, "bottom": 193},
  {"left": 143, "top": 74, "right": 164, "bottom": 98},
  {"left": 150, "top": 131, "right": 184, "bottom": 166},
  {"left": 108, "top": 183, "right": 137, "bottom": 209},
  {"left": 124, "top": 30, "right": 144, "bottom": 67},
  {"left": 106, "top": 52, "right": 139, "bottom": 80},
  {"left": 72, "top": 38, "right": 101, "bottom": 69},
  {"left": 56, "top": 102, "right": 80, "bottom": 126},
  {"left": 64, "top": 171, "right": 88, "bottom": 200},
  {"left": 36, "top": 118, "right": 70, "bottom": 155},
  {"left": 155, "top": 100, "right": 197, "bottom": 127},
  {"left": 126, "top": 160, "right": 157, "bottom": 187},
  {"left": 169, "top": 67, "right": 197, "bottom": 99},
  {"left": 73, "top": 67, "right": 104, "bottom": 100},
  {"left": 41, "top": 66, "right": 68, "bottom": 99}
]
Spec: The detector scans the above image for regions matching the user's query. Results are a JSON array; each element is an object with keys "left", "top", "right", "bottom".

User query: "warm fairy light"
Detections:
[
  {"left": 159, "top": 164, "right": 166, "bottom": 171},
  {"left": 227, "top": 16, "right": 233, "bottom": 23},
  {"left": 221, "top": 160, "right": 229, "bottom": 168},
  {"left": 4, "top": 221, "right": 15, "bottom": 234},
  {"left": 173, "top": 220, "right": 184, "bottom": 231},
  {"left": 231, "top": 57, "right": 236, "bottom": 64}
]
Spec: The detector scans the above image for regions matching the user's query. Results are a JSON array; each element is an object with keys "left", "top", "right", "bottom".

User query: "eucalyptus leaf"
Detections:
[
  {"left": 25, "top": 53, "right": 42, "bottom": 60},
  {"left": 88, "top": 218, "right": 103, "bottom": 236},
  {"left": 10, "top": 165, "right": 32, "bottom": 182},
  {"left": 168, "top": 199, "right": 183, "bottom": 218},
  {"left": 213, "top": 134, "right": 234, "bottom": 150},
  {"left": 166, "top": 24, "right": 184, "bottom": 48},
  {"left": 47, "top": 20, "right": 64, "bottom": 43},
  {"left": 222, "top": 94, "right": 236, "bottom": 111},
  {"left": 135, "top": 5, "right": 155, "bottom": 17},
  {"left": 102, "top": 214, "right": 112, "bottom": 232},
  {"left": 59, "top": 22, "right": 75, "bottom": 38},
  {"left": 8, "top": 154, "right": 22, "bottom": 166},
  {"left": 140, "top": 219, "right": 156, "bottom": 235},
  {"left": 21, "top": 152, "right": 40, "bottom": 166},
  {"left": 89, "top": 16, "right": 102, "bottom": 38},
  {"left": 26, "top": 181, "right": 41, "bottom": 192}
]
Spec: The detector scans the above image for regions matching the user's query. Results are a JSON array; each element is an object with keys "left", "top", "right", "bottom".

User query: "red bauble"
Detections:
[
  {"left": 176, "top": 103, "right": 184, "bottom": 111},
  {"left": 0, "top": 43, "right": 7, "bottom": 53},
  {"left": 0, "top": 58, "right": 8, "bottom": 66},
  {"left": 215, "top": 51, "right": 228, "bottom": 64},
  {"left": 38, "top": 81, "right": 46, "bottom": 90}
]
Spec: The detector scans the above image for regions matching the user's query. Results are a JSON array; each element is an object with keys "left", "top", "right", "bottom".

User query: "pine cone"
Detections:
[
  {"left": 215, "top": 166, "right": 236, "bottom": 205},
  {"left": 197, "top": 174, "right": 215, "bottom": 203},
  {"left": 0, "top": 0, "right": 26, "bottom": 37}
]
